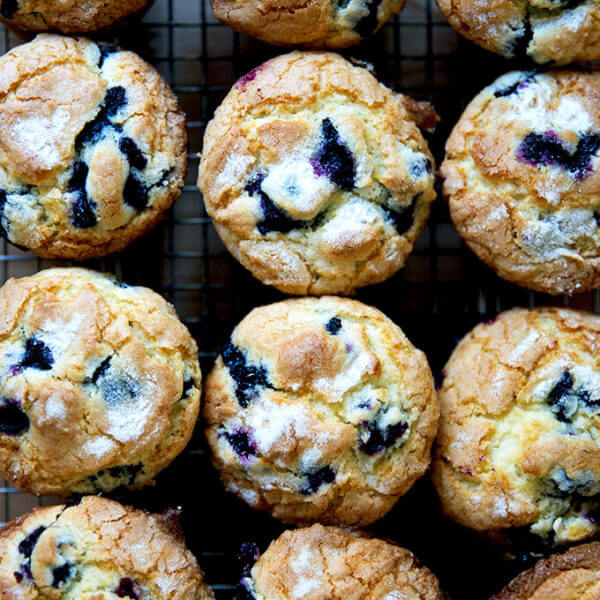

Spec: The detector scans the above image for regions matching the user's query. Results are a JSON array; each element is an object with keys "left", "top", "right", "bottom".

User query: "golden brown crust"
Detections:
[
  {"left": 0, "top": 34, "right": 187, "bottom": 260},
  {"left": 0, "top": 496, "right": 214, "bottom": 600},
  {"left": 210, "top": 0, "right": 406, "bottom": 48},
  {"left": 0, "top": 267, "right": 201, "bottom": 497},
  {"left": 0, "top": 0, "right": 151, "bottom": 33},
  {"left": 492, "top": 543, "right": 600, "bottom": 600},
  {"left": 432, "top": 307, "right": 600, "bottom": 548},
  {"left": 246, "top": 525, "right": 446, "bottom": 600},
  {"left": 442, "top": 70, "right": 600, "bottom": 295},
  {"left": 198, "top": 51, "right": 437, "bottom": 295},
  {"left": 203, "top": 296, "right": 439, "bottom": 526},
  {"left": 436, "top": 0, "right": 600, "bottom": 64}
]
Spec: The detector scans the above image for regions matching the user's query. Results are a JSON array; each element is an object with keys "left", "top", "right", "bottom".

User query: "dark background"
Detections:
[{"left": 1, "top": 1, "right": 598, "bottom": 598}]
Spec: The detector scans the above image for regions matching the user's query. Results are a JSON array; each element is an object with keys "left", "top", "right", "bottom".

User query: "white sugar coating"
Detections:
[
  {"left": 261, "top": 159, "right": 334, "bottom": 219},
  {"left": 505, "top": 75, "right": 592, "bottom": 134},
  {"left": 519, "top": 209, "right": 597, "bottom": 260},
  {"left": 508, "top": 329, "right": 542, "bottom": 363},
  {"left": 39, "top": 313, "right": 84, "bottom": 357},
  {"left": 291, "top": 546, "right": 321, "bottom": 599},
  {"left": 488, "top": 203, "right": 509, "bottom": 222},
  {"left": 83, "top": 436, "right": 117, "bottom": 458},
  {"left": 11, "top": 107, "right": 70, "bottom": 169},
  {"left": 44, "top": 395, "right": 66, "bottom": 420},
  {"left": 217, "top": 154, "right": 254, "bottom": 188},
  {"left": 318, "top": 197, "right": 379, "bottom": 244}
]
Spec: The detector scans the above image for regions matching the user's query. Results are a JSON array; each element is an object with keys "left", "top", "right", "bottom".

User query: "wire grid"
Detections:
[{"left": 0, "top": 2, "right": 599, "bottom": 599}]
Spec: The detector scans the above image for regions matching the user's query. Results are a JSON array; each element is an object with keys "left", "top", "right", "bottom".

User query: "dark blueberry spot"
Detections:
[
  {"left": 68, "top": 161, "right": 97, "bottom": 229},
  {"left": 339, "top": 0, "right": 381, "bottom": 35},
  {"left": 409, "top": 157, "right": 432, "bottom": 179},
  {"left": 494, "top": 72, "right": 536, "bottom": 98},
  {"left": 154, "top": 168, "right": 173, "bottom": 188},
  {"left": 75, "top": 87, "right": 126, "bottom": 150},
  {"left": 518, "top": 132, "right": 600, "bottom": 180},
  {"left": 238, "top": 542, "right": 260, "bottom": 577},
  {"left": 245, "top": 173, "right": 304, "bottom": 235},
  {"left": 20, "top": 337, "right": 53, "bottom": 371},
  {"left": 221, "top": 341, "right": 274, "bottom": 408},
  {"left": 99, "top": 373, "right": 139, "bottom": 405},
  {"left": 181, "top": 377, "right": 194, "bottom": 400},
  {"left": 509, "top": 20, "right": 533, "bottom": 58},
  {"left": 0, "top": 189, "right": 8, "bottom": 240},
  {"left": 546, "top": 370, "right": 599, "bottom": 422},
  {"left": 301, "top": 466, "right": 336, "bottom": 495},
  {"left": 14, "top": 572, "right": 23, "bottom": 583},
  {"left": 119, "top": 137, "right": 147, "bottom": 171},
  {"left": 123, "top": 172, "right": 149, "bottom": 211},
  {"left": 311, "top": 118, "right": 355, "bottom": 190},
  {"left": 544, "top": 468, "right": 599, "bottom": 499},
  {"left": 115, "top": 577, "right": 139, "bottom": 600},
  {"left": 0, "top": 0, "right": 18, "bottom": 18},
  {"left": 17, "top": 526, "right": 45, "bottom": 579},
  {"left": 89, "top": 464, "right": 143, "bottom": 491},
  {"left": 325, "top": 317, "right": 342, "bottom": 335},
  {"left": 223, "top": 429, "right": 257, "bottom": 460},
  {"left": 0, "top": 399, "right": 29, "bottom": 436},
  {"left": 52, "top": 563, "right": 71, "bottom": 588},
  {"left": 382, "top": 195, "right": 419, "bottom": 235},
  {"left": 98, "top": 43, "right": 119, "bottom": 68},
  {"left": 91, "top": 357, "right": 111, "bottom": 384},
  {"left": 358, "top": 412, "right": 408, "bottom": 455}
]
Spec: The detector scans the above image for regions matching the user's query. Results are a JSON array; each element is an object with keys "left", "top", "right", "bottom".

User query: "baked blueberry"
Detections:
[
  {"left": 20, "top": 338, "right": 53, "bottom": 371},
  {"left": 204, "top": 296, "right": 438, "bottom": 526},
  {"left": 0, "top": 399, "right": 29, "bottom": 436},
  {"left": 311, "top": 118, "right": 356, "bottom": 190}
]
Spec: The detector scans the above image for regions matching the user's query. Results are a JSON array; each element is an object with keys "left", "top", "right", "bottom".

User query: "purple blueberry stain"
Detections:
[
  {"left": 325, "top": 317, "right": 342, "bottom": 335},
  {"left": 51, "top": 563, "right": 71, "bottom": 588},
  {"left": 0, "top": 398, "right": 29, "bottom": 436},
  {"left": 517, "top": 131, "right": 600, "bottom": 180},
  {"left": 220, "top": 340, "right": 274, "bottom": 408},
  {"left": 222, "top": 428, "right": 257, "bottom": 462},
  {"left": 494, "top": 72, "right": 536, "bottom": 98},
  {"left": 382, "top": 194, "right": 419, "bottom": 235},
  {"left": 16, "top": 526, "right": 45, "bottom": 580},
  {"left": 300, "top": 465, "right": 336, "bottom": 495},
  {"left": 115, "top": 577, "right": 139, "bottom": 599},
  {"left": 311, "top": 118, "right": 355, "bottom": 190},
  {"left": 20, "top": 337, "right": 53, "bottom": 371},
  {"left": 236, "top": 65, "right": 263, "bottom": 90}
]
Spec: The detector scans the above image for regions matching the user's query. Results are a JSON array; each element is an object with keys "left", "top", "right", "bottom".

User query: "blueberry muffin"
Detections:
[
  {"left": 210, "top": 0, "right": 406, "bottom": 48},
  {"left": 0, "top": 496, "right": 214, "bottom": 599},
  {"left": 0, "top": 34, "right": 187, "bottom": 260},
  {"left": 432, "top": 307, "right": 600, "bottom": 550},
  {"left": 437, "top": 0, "right": 600, "bottom": 64},
  {"left": 0, "top": 0, "right": 151, "bottom": 33},
  {"left": 442, "top": 70, "right": 600, "bottom": 295},
  {"left": 203, "top": 296, "right": 439, "bottom": 526},
  {"left": 198, "top": 51, "right": 437, "bottom": 295},
  {"left": 492, "top": 542, "right": 600, "bottom": 599},
  {"left": 0, "top": 267, "right": 201, "bottom": 497},
  {"left": 238, "top": 525, "right": 446, "bottom": 600}
]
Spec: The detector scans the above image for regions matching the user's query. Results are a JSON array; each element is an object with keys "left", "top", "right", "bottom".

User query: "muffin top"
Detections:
[
  {"left": 204, "top": 296, "right": 439, "bottom": 526},
  {"left": 492, "top": 542, "right": 600, "bottom": 600},
  {"left": 433, "top": 307, "right": 600, "bottom": 548},
  {"left": 442, "top": 70, "right": 600, "bottom": 294},
  {"left": 0, "top": 267, "right": 201, "bottom": 497},
  {"left": 198, "top": 51, "right": 437, "bottom": 295},
  {"left": 210, "top": 0, "right": 407, "bottom": 48},
  {"left": 0, "top": 34, "right": 187, "bottom": 259},
  {"left": 0, "top": 496, "right": 214, "bottom": 600},
  {"left": 436, "top": 0, "right": 600, "bottom": 64},
  {"left": 241, "top": 524, "right": 446, "bottom": 600},
  {"left": 0, "top": 0, "right": 150, "bottom": 33}
]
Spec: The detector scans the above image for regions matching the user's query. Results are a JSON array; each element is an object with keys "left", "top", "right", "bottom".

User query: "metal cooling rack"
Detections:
[{"left": 1, "top": 1, "right": 599, "bottom": 599}]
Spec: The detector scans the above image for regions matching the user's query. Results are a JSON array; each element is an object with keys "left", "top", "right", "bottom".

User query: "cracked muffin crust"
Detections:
[
  {"left": 436, "top": 0, "right": 600, "bottom": 64},
  {"left": 432, "top": 307, "right": 600, "bottom": 550},
  {"left": 491, "top": 543, "right": 600, "bottom": 600},
  {"left": 0, "top": 34, "right": 187, "bottom": 260},
  {"left": 198, "top": 51, "right": 437, "bottom": 296},
  {"left": 0, "top": 267, "right": 201, "bottom": 497},
  {"left": 210, "top": 0, "right": 407, "bottom": 48},
  {"left": 492, "top": 542, "right": 600, "bottom": 599},
  {"left": 203, "top": 296, "right": 439, "bottom": 526},
  {"left": 442, "top": 70, "right": 600, "bottom": 295},
  {"left": 0, "top": 0, "right": 151, "bottom": 33},
  {"left": 0, "top": 495, "right": 214, "bottom": 600},
  {"left": 238, "top": 525, "right": 446, "bottom": 600}
]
